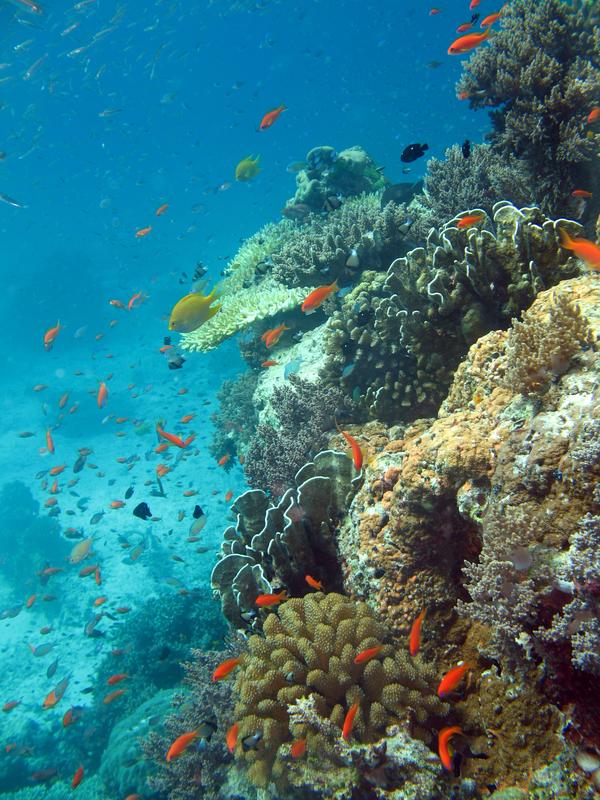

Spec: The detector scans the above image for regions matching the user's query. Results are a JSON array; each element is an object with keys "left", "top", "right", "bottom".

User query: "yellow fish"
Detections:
[
  {"left": 235, "top": 154, "right": 261, "bottom": 182},
  {"left": 168, "top": 285, "right": 221, "bottom": 332},
  {"left": 69, "top": 537, "right": 94, "bottom": 565}
]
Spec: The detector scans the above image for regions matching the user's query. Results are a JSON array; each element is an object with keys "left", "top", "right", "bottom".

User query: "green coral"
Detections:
[{"left": 231, "top": 592, "right": 448, "bottom": 790}]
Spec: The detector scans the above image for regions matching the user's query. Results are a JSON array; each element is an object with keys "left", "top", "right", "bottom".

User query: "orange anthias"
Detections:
[
  {"left": 559, "top": 229, "right": 600, "bottom": 270},
  {"left": 438, "top": 726, "right": 463, "bottom": 770},
  {"left": 212, "top": 656, "right": 242, "bottom": 682},
  {"left": 409, "top": 609, "right": 426, "bottom": 656},
  {"left": 43, "top": 320, "right": 61, "bottom": 351},
  {"left": 353, "top": 645, "right": 383, "bottom": 665},
  {"left": 305, "top": 575, "right": 323, "bottom": 591},
  {"left": 290, "top": 738, "right": 307, "bottom": 758},
  {"left": 337, "top": 426, "right": 363, "bottom": 471},
  {"left": 342, "top": 702, "right": 359, "bottom": 740},
  {"left": 97, "top": 382, "right": 108, "bottom": 408},
  {"left": 456, "top": 212, "right": 485, "bottom": 229},
  {"left": 255, "top": 590, "right": 287, "bottom": 607},
  {"left": 259, "top": 104, "right": 286, "bottom": 130},
  {"left": 71, "top": 765, "right": 84, "bottom": 789},
  {"left": 437, "top": 662, "right": 472, "bottom": 697},
  {"left": 226, "top": 722, "right": 239, "bottom": 754},
  {"left": 166, "top": 730, "right": 198, "bottom": 762},
  {"left": 448, "top": 28, "right": 489, "bottom": 54},
  {"left": 262, "top": 323, "right": 289, "bottom": 348},
  {"left": 301, "top": 281, "right": 339, "bottom": 314}
]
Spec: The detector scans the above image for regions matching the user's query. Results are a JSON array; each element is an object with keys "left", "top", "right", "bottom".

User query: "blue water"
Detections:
[{"left": 0, "top": 0, "right": 490, "bottom": 796}]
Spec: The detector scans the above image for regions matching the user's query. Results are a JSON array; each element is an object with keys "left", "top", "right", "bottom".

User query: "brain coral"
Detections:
[{"left": 231, "top": 592, "right": 449, "bottom": 790}]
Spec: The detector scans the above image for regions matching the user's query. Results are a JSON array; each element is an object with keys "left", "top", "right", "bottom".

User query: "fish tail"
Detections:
[{"left": 559, "top": 228, "right": 574, "bottom": 249}]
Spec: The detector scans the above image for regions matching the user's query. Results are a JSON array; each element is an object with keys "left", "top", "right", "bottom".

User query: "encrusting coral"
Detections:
[
  {"left": 456, "top": 0, "right": 600, "bottom": 219},
  {"left": 231, "top": 592, "right": 449, "bottom": 791},
  {"left": 211, "top": 450, "right": 360, "bottom": 631}
]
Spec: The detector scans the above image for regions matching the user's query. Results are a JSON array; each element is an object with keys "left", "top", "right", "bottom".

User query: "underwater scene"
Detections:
[{"left": 0, "top": 0, "right": 599, "bottom": 798}]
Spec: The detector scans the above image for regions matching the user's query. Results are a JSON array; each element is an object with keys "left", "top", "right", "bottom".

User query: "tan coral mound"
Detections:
[{"left": 231, "top": 592, "right": 448, "bottom": 789}]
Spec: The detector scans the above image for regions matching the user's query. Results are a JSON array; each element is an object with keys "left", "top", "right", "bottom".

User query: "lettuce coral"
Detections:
[{"left": 231, "top": 592, "right": 449, "bottom": 790}]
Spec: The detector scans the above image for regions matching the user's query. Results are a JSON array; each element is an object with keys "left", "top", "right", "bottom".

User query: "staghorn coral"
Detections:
[
  {"left": 321, "top": 202, "right": 582, "bottom": 422},
  {"left": 212, "top": 450, "right": 359, "bottom": 631},
  {"left": 271, "top": 193, "right": 413, "bottom": 287},
  {"left": 503, "top": 287, "right": 594, "bottom": 393},
  {"left": 231, "top": 592, "right": 449, "bottom": 791},
  {"left": 244, "top": 374, "right": 349, "bottom": 494},
  {"left": 209, "top": 370, "right": 259, "bottom": 464},
  {"left": 456, "top": 0, "right": 600, "bottom": 218},
  {"left": 414, "top": 144, "right": 536, "bottom": 239}
]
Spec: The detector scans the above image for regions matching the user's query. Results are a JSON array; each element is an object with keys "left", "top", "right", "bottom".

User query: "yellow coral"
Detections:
[{"left": 231, "top": 592, "right": 448, "bottom": 789}]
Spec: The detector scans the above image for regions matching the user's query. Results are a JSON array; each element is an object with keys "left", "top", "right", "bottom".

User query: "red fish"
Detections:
[
  {"left": 43, "top": 320, "right": 61, "bottom": 351},
  {"left": 301, "top": 281, "right": 339, "bottom": 314},
  {"left": 437, "top": 662, "right": 472, "bottom": 697},
  {"left": 409, "top": 609, "right": 426, "bottom": 656},
  {"left": 587, "top": 107, "right": 600, "bottom": 124},
  {"left": 135, "top": 226, "right": 152, "bottom": 238},
  {"left": 259, "top": 104, "right": 286, "bottom": 130},
  {"left": 438, "top": 726, "right": 463, "bottom": 770},
  {"left": 342, "top": 702, "right": 359, "bottom": 740},
  {"left": 291, "top": 738, "right": 307, "bottom": 758},
  {"left": 63, "top": 708, "right": 76, "bottom": 727},
  {"left": 107, "top": 674, "right": 129, "bottom": 687},
  {"left": 261, "top": 323, "right": 289, "bottom": 348},
  {"left": 337, "top": 426, "right": 363, "bottom": 471},
  {"left": 261, "top": 360, "right": 279, "bottom": 367},
  {"left": 155, "top": 203, "right": 169, "bottom": 216},
  {"left": 448, "top": 28, "right": 489, "bottom": 54},
  {"left": 97, "top": 382, "right": 108, "bottom": 408},
  {"left": 212, "top": 656, "right": 242, "bottom": 682},
  {"left": 71, "top": 765, "right": 84, "bottom": 789},
  {"left": 156, "top": 423, "right": 192, "bottom": 449},
  {"left": 469, "top": 0, "right": 480, "bottom": 7},
  {"left": 559, "top": 229, "right": 600, "bottom": 270},
  {"left": 255, "top": 590, "right": 287, "bottom": 607},
  {"left": 218, "top": 454, "right": 231, "bottom": 466},
  {"left": 103, "top": 688, "right": 126, "bottom": 704},
  {"left": 225, "top": 490, "right": 233, "bottom": 502},
  {"left": 456, "top": 22, "right": 473, "bottom": 32},
  {"left": 166, "top": 730, "right": 198, "bottom": 761},
  {"left": 571, "top": 189, "right": 593, "bottom": 198},
  {"left": 305, "top": 575, "right": 322, "bottom": 590},
  {"left": 354, "top": 645, "right": 383, "bottom": 665},
  {"left": 226, "top": 722, "right": 238, "bottom": 754},
  {"left": 26, "top": 594, "right": 37, "bottom": 609},
  {"left": 127, "top": 291, "right": 144, "bottom": 311},
  {"left": 429, "top": 7, "right": 442, "bottom": 14},
  {"left": 481, "top": 10, "right": 502, "bottom": 27},
  {"left": 456, "top": 212, "right": 485, "bottom": 229},
  {"left": 2, "top": 701, "right": 20, "bottom": 713},
  {"left": 46, "top": 428, "right": 55, "bottom": 454}
]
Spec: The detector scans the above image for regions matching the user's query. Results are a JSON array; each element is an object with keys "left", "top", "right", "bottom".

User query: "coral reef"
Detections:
[
  {"left": 211, "top": 450, "right": 360, "bottom": 631},
  {"left": 231, "top": 592, "right": 449, "bottom": 791},
  {"left": 321, "top": 202, "right": 582, "bottom": 422},
  {"left": 288, "top": 145, "right": 387, "bottom": 212},
  {"left": 272, "top": 192, "right": 413, "bottom": 287},
  {"left": 209, "top": 371, "right": 259, "bottom": 464},
  {"left": 456, "top": 0, "right": 600, "bottom": 219},
  {"left": 244, "top": 374, "right": 349, "bottom": 494}
]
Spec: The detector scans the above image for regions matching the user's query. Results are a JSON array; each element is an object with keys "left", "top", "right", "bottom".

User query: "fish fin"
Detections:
[{"left": 206, "top": 303, "right": 222, "bottom": 320}]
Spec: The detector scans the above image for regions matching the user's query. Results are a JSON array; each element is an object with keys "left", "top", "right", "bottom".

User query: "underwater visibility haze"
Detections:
[{"left": 0, "top": 0, "right": 599, "bottom": 798}]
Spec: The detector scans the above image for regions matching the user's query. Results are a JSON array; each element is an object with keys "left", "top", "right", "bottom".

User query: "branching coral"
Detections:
[
  {"left": 209, "top": 371, "right": 259, "bottom": 463},
  {"left": 456, "top": 0, "right": 600, "bottom": 217},
  {"left": 244, "top": 374, "right": 349, "bottom": 494},
  {"left": 503, "top": 288, "right": 594, "bottom": 394},
  {"left": 271, "top": 193, "right": 413, "bottom": 287},
  {"left": 212, "top": 450, "right": 359, "bottom": 631},
  {"left": 231, "top": 592, "right": 449, "bottom": 790}
]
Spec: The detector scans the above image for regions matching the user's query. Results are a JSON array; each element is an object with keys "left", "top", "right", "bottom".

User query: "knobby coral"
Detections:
[
  {"left": 231, "top": 592, "right": 449, "bottom": 790},
  {"left": 456, "top": 0, "right": 600, "bottom": 218}
]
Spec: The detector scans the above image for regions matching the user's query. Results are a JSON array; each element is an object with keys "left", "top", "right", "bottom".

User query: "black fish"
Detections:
[
  {"left": 323, "top": 195, "right": 342, "bottom": 212},
  {"left": 164, "top": 335, "right": 172, "bottom": 346},
  {"left": 90, "top": 511, "right": 105, "bottom": 525},
  {"left": 461, "top": 139, "right": 471, "bottom": 159},
  {"left": 73, "top": 455, "right": 86, "bottom": 473},
  {"left": 242, "top": 730, "right": 263, "bottom": 751},
  {"left": 167, "top": 354, "right": 185, "bottom": 370},
  {"left": 381, "top": 180, "right": 424, "bottom": 208},
  {"left": 125, "top": 486, "right": 134, "bottom": 500},
  {"left": 400, "top": 143, "right": 429, "bottom": 163},
  {"left": 192, "top": 504, "right": 205, "bottom": 520},
  {"left": 470, "top": 12, "right": 479, "bottom": 23},
  {"left": 133, "top": 501, "right": 152, "bottom": 520}
]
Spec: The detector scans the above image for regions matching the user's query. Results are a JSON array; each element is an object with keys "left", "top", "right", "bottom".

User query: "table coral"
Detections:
[
  {"left": 456, "top": 0, "right": 600, "bottom": 219},
  {"left": 230, "top": 592, "right": 449, "bottom": 791}
]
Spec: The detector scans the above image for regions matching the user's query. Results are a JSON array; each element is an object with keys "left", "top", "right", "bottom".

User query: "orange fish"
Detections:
[
  {"left": 571, "top": 189, "right": 593, "bottom": 198},
  {"left": 337, "top": 427, "right": 363, "bottom": 472},
  {"left": 255, "top": 590, "right": 287, "bottom": 607},
  {"left": 155, "top": 442, "right": 169, "bottom": 453},
  {"left": 156, "top": 464, "right": 170, "bottom": 478},
  {"left": 587, "top": 107, "right": 600, "bottom": 124},
  {"left": 2, "top": 701, "right": 20, "bottom": 713},
  {"left": 93, "top": 596, "right": 107, "bottom": 607},
  {"left": 261, "top": 323, "right": 289, "bottom": 348},
  {"left": 226, "top": 722, "right": 238, "bottom": 754},
  {"left": 46, "top": 428, "right": 55, "bottom": 454},
  {"left": 182, "top": 489, "right": 197, "bottom": 496},
  {"left": 559, "top": 228, "right": 600, "bottom": 270},
  {"left": 109, "top": 299, "right": 125, "bottom": 309},
  {"left": 71, "top": 765, "right": 84, "bottom": 789},
  {"left": 354, "top": 645, "right": 383, "bottom": 665},
  {"left": 43, "top": 320, "right": 61, "bottom": 351},
  {"left": 94, "top": 568, "right": 102, "bottom": 586},
  {"left": 155, "top": 203, "right": 169, "bottom": 216},
  {"left": 259, "top": 104, "right": 286, "bottom": 130},
  {"left": 429, "top": 7, "right": 442, "bottom": 14},
  {"left": 448, "top": 28, "right": 489, "bottom": 54},
  {"left": 42, "top": 689, "right": 59, "bottom": 709},
  {"left": 261, "top": 360, "right": 279, "bottom": 367},
  {"left": 456, "top": 212, "right": 484, "bottom": 229},
  {"left": 44, "top": 497, "right": 57, "bottom": 507},
  {"left": 58, "top": 392, "right": 69, "bottom": 409},
  {"left": 342, "top": 701, "right": 359, "bottom": 740},
  {"left": 49, "top": 465, "right": 66, "bottom": 476},
  {"left": 301, "top": 281, "right": 339, "bottom": 314},
  {"left": 305, "top": 575, "right": 322, "bottom": 590},
  {"left": 110, "top": 500, "right": 125, "bottom": 509},
  {"left": 456, "top": 21, "right": 473, "bottom": 33},
  {"left": 127, "top": 291, "right": 144, "bottom": 311},
  {"left": 166, "top": 730, "right": 198, "bottom": 761},
  {"left": 97, "top": 382, "right": 108, "bottom": 408},
  {"left": 290, "top": 738, "right": 307, "bottom": 758},
  {"left": 212, "top": 656, "right": 242, "bottom": 682},
  {"left": 438, "top": 726, "right": 463, "bottom": 770},
  {"left": 180, "top": 413, "right": 195, "bottom": 423},
  {"left": 458, "top": 90, "right": 470, "bottom": 100},
  {"left": 135, "top": 226, "right": 152, "bottom": 238},
  {"left": 437, "top": 662, "right": 472, "bottom": 697},
  {"left": 78, "top": 565, "right": 98, "bottom": 577},
  {"left": 156, "top": 423, "right": 191, "bottom": 449},
  {"left": 218, "top": 454, "right": 230, "bottom": 466},
  {"left": 481, "top": 10, "right": 502, "bottom": 27},
  {"left": 107, "top": 673, "right": 129, "bottom": 685},
  {"left": 115, "top": 606, "right": 131, "bottom": 614},
  {"left": 225, "top": 490, "right": 233, "bottom": 502},
  {"left": 103, "top": 688, "right": 126, "bottom": 704},
  {"left": 62, "top": 708, "right": 75, "bottom": 727},
  {"left": 469, "top": 0, "right": 480, "bottom": 7},
  {"left": 409, "top": 609, "right": 426, "bottom": 656}
]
